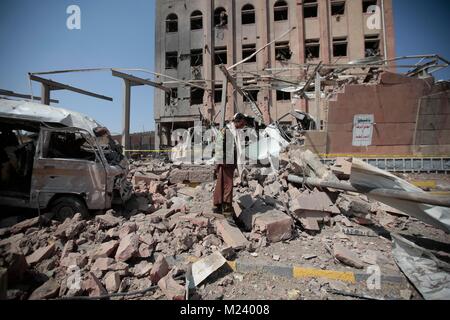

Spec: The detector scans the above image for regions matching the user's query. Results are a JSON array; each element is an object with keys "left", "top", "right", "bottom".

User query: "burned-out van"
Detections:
[{"left": 0, "top": 99, "right": 132, "bottom": 220}]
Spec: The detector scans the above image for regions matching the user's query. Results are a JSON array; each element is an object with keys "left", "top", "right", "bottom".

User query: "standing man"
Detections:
[{"left": 213, "top": 113, "right": 247, "bottom": 218}]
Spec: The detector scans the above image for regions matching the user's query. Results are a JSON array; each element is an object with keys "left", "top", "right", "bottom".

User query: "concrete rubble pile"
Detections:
[{"left": 0, "top": 148, "right": 449, "bottom": 300}]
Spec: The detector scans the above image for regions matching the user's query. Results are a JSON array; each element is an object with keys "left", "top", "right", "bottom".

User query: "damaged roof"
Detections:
[{"left": 0, "top": 98, "right": 101, "bottom": 134}]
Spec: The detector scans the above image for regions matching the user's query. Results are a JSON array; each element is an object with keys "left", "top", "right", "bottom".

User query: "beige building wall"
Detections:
[{"left": 154, "top": 0, "right": 395, "bottom": 148}]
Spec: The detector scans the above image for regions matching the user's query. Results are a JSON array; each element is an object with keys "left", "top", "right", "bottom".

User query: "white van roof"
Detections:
[{"left": 0, "top": 99, "right": 101, "bottom": 134}]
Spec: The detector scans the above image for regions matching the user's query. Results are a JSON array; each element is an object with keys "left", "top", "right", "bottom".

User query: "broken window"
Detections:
[
  {"left": 333, "top": 37, "right": 348, "bottom": 57},
  {"left": 165, "top": 88, "right": 177, "bottom": 106},
  {"left": 243, "top": 89, "right": 259, "bottom": 102},
  {"left": 45, "top": 132, "right": 96, "bottom": 161},
  {"left": 214, "top": 85, "right": 223, "bottom": 103},
  {"left": 0, "top": 126, "right": 37, "bottom": 192},
  {"left": 242, "top": 44, "right": 257, "bottom": 63},
  {"left": 214, "top": 46, "right": 227, "bottom": 65},
  {"left": 191, "top": 49, "right": 203, "bottom": 67},
  {"left": 165, "top": 51, "right": 178, "bottom": 69},
  {"left": 166, "top": 14, "right": 178, "bottom": 33},
  {"left": 365, "top": 35, "right": 381, "bottom": 57},
  {"left": 274, "top": 1, "right": 288, "bottom": 21},
  {"left": 276, "top": 90, "right": 291, "bottom": 101},
  {"left": 190, "top": 88, "right": 204, "bottom": 105},
  {"left": 275, "top": 41, "right": 292, "bottom": 61},
  {"left": 303, "top": 0, "right": 318, "bottom": 18},
  {"left": 305, "top": 39, "right": 320, "bottom": 60},
  {"left": 363, "top": 0, "right": 378, "bottom": 13},
  {"left": 242, "top": 4, "right": 256, "bottom": 24},
  {"left": 214, "top": 7, "right": 228, "bottom": 27},
  {"left": 191, "top": 10, "right": 203, "bottom": 30},
  {"left": 331, "top": 1, "right": 346, "bottom": 16}
]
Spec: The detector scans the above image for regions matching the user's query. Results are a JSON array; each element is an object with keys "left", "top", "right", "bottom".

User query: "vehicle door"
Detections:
[{"left": 30, "top": 127, "right": 107, "bottom": 210}]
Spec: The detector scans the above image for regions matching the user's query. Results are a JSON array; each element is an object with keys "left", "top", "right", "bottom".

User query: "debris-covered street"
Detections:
[{"left": 1, "top": 148, "right": 449, "bottom": 301}]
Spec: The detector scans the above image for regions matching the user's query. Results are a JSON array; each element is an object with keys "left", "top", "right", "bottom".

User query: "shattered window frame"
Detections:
[
  {"left": 303, "top": 0, "right": 318, "bottom": 19},
  {"left": 165, "top": 51, "right": 178, "bottom": 69},
  {"left": 214, "top": 46, "right": 228, "bottom": 65},
  {"left": 165, "top": 88, "right": 178, "bottom": 106},
  {"left": 276, "top": 90, "right": 291, "bottom": 101},
  {"left": 242, "top": 44, "right": 257, "bottom": 63},
  {"left": 243, "top": 88, "right": 259, "bottom": 103},
  {"left": 166, "top": 13, "right": 178, "bottom": 33},
  {"left": 275, "top": 41, "right": 292, "bottom": 61},
  {"left": 365, "top": 34, "right": 381, "bottom": 57},
  {"left": 363, "top": 0, "right": 379, "bottom": 13},
  {"left": 242, "top": 4, "right": 256, "bottom": 25},
  {"left": 214, "top": 84, "right": 223, "bottom": 103},
  {"left": 214, "top": 7, "right": 228, "bottom": 28},
  {"left": 190, "top": 10, "right": 203, "bottom": 30},
  {"left": 305, "top": 39, "right": 320, "bottom": 60},
  {"left": 190, "top": 49, "right": 203, "bottom": 67},
  {"left": 43, "top": 130, "right": 98, "bottom": 162},
  {"left": 274, "top": 0, "right": 289, "bottom": 22},
  {"left": 333, "top": 37, "right": 348, "bottom": 57},
  {"left": 331, "top": 1, "right": 346, "bottom": 16},
  {"left": 190, "top": 87, "right": 205, "bottom": 106}
]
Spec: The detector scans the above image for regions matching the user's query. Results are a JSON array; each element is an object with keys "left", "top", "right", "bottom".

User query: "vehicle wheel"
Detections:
[{"left": 49, "top": 196, "right": 89, "bottom": 221}]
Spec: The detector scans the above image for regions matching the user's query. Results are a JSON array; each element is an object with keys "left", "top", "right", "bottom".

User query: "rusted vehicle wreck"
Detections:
[{"left": 0, "top": 99, "right": 132, "bottom": 219}]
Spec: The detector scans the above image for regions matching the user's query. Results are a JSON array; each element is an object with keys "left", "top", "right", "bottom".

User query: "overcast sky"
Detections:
[{"left": 0, "top": 0, "right": 449, "bottom": 134}]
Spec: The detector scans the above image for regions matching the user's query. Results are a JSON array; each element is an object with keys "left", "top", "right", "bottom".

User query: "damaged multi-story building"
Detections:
[
  {"left": 154, "top": 0, "right": 449, "bottom": 161},
  {"left": 154, "top": 0, "right": 396, "bottom": 148}
]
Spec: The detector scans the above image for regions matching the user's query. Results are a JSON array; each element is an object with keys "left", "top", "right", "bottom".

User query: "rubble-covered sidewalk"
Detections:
[{"left": 1, "top": 148, "right": 449, "bottom": 301}]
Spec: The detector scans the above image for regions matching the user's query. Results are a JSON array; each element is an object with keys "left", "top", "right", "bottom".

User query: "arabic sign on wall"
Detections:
[{"left": 352, "top": 114, "right": 374, "bottom": 147}]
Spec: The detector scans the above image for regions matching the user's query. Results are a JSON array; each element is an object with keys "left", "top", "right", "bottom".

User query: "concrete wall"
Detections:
[
  {"left": 112, "top": 132, "right": 155, "bottom": 151},
  {"left": 326, "top": 72, "right": 450, "bottom": 156}
]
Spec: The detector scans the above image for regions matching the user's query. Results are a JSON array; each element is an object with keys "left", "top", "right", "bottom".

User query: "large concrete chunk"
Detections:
[
  {"left": 91, "top": 257, "right": 115, "bottom": 271},
  {"left": 29, "top": 279, "right": 60, "bottom": 300},
  {"left": 158, "top": 273, "right": 185, "bottom": 300},
  {"left": 132, "top": 173, "right": 160, "bottom": 186},
  {"left": 56, "top": 220, "right": 86, "bottom": 240},
  {"left": 85, "top": 272, "right": 108, "bottom": 297},
  {"left": 26, "top": 243, "right": 55, "bottom": 266},
  {"left": 290, "top": 190, "right": 340, "bottom": 217},
  {"left": 188, "top": 169, "right": 214, "bottom": 183},
  {"left": 150, "top": 255, "right": 169, "bottom": 284},
  {"left": 169, "top": 169, "right": 190, "bottom": 184},
  {"left": 60, "top": 253, "right": 88, "bottom": 268},
  {"left": 10, "top": 217, "right": 39, "bottom": 234},
  {"left": 104, "top": 272, "right": 121, "bottom": 293},
  {"left": 333, "top": 244, "right": 364, "bottom": 269},
  {"left": 90, "top": 240, "right": 119, "bottom": 260},
  {"left": 215, "top": 219, "right": 249, "bottom": 250},
  {"left": 95, "top": 214, "right": 121, "bottom": 229},
  {"left": 115, "top": 233, "right": 140, "bottom": 262},
  {"left": 253, "top": 210, "right": 293, "bottom": 243},
  {"left": 331, "top": 157, "right": 352, "bottom": 180}
]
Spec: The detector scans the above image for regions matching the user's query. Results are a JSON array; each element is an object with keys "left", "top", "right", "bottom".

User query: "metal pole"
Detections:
[
  {"left": 315, "top": 71, "right": 321, "bottom": 128},
  {"left": 122, "top": 79, "right": 131, "bottom": 155},
  {"left": 220, "top": 75, "right": 228, "bottom": 129},
  {"left": 381, "top": 0, "right": 388, "bottom": 62},
  {"left": 41, "top": 84, "right": 50, "bottom": 105},
  {"left": 287, "top": 175, "right": 450, "bottom": 208}
]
